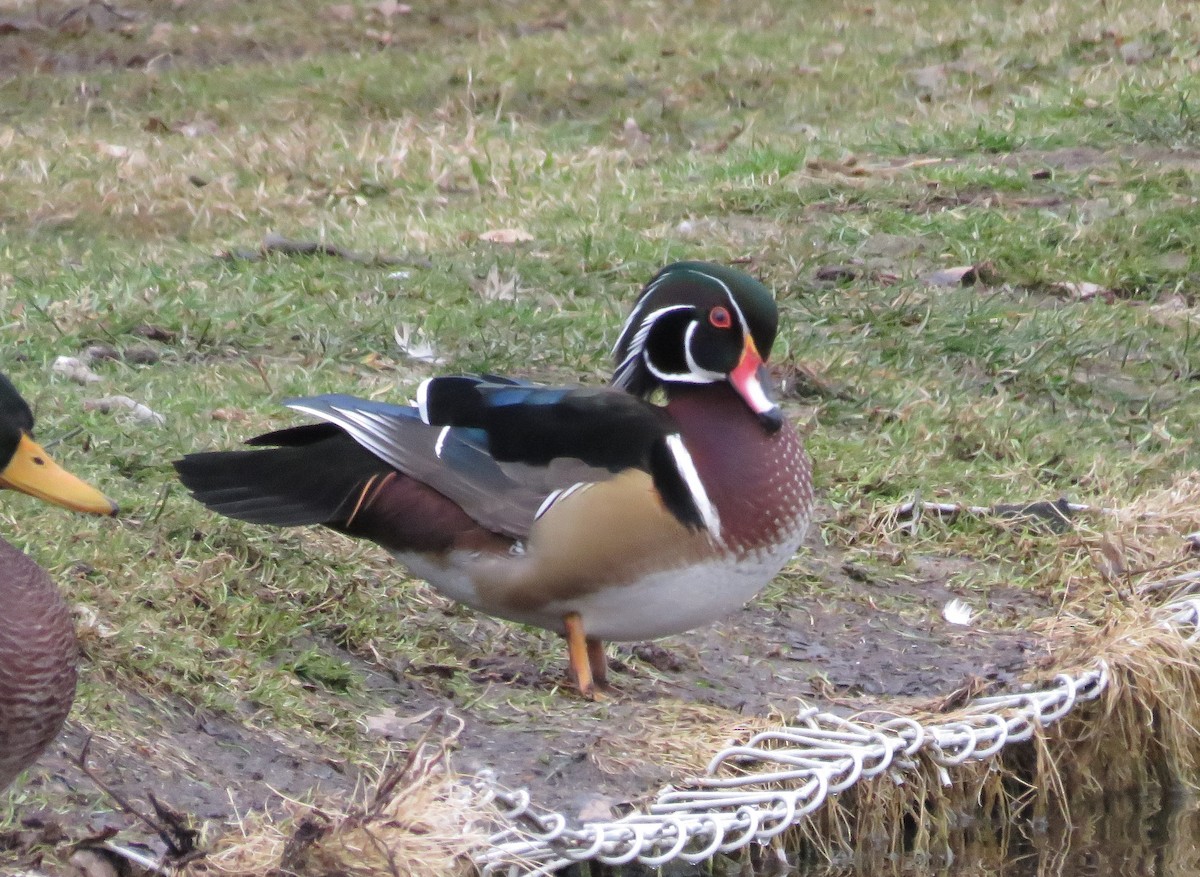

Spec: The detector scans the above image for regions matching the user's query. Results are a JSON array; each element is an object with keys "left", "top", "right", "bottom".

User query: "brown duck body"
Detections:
[
  {"left": 0, "top": 371, "right": 117, "bottom": 788},
  {"left": 0, "top": 539, "right": 77, "bottom": 790}
]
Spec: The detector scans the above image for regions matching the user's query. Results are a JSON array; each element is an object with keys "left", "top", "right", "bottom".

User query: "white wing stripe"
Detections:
[{"left": 434, "top": 425, "right": 451, "bottom": 459}]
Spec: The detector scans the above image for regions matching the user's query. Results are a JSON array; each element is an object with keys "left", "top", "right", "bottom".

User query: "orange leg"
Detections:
[
  {"left": 564, "top": 612, "right": 600, "bottom": 699},
  {"left": 586, "top": 636, "right": 609, "bottom": 691}
]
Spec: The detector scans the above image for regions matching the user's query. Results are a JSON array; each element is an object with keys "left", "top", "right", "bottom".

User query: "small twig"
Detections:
[
  {"left": 149, "top": 482, "right": 171, "bottom": 525},
  {"left": 891, "top": 496, "right": 1100, "bottom": 534},
  {"left": 74, "top": 736, "right": 204, "bottom": 864},
  {"left": 251, "top": 356, "right": 273, "bottom": 395},
  {"left": 101, "top": 841, "right": 169, "bottom": 874},
  {"left": 41, "top": 426, "right": 83, "bottom": 451},
  {"left": 219, "top": 232, "right": 408, "bottom": 267},
  {"left": 58, "top": 1, "right": 136, "bottom": 26},
  {"left": 365, "top": 712, "right": 446, "bottom": 820}
]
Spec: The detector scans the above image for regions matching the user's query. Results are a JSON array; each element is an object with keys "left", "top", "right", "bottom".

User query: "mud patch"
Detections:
[{"left": 1, "top": 534, "right": 1061, "bottom": 872}]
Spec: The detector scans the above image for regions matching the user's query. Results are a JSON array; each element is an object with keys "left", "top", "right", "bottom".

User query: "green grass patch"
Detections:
[{"left": 2, "top": 0, "right": 1199, "bottom": 872}]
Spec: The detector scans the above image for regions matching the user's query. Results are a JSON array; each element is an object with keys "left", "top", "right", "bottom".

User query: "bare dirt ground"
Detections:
[{"left": 5, "top": 526, "right": 1053, "bottom": 871}]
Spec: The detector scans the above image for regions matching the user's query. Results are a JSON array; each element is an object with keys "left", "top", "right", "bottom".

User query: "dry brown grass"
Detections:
[
  {"left": 196, "top": 715, "right": 504, "bottom": 877},
  {"left": 788, "top": 474, "right": 1200, "bottom": 869}
]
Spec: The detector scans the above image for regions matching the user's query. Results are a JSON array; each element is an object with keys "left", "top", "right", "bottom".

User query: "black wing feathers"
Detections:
[
  {"left": 422, "top": 377, "right": 672, "bottom": 472},
  {"left": 423, "top": 377, "right": 708, "bottom": 531},
  {"left": 177, "top": 376, "right": 715, "bottom": 539}
]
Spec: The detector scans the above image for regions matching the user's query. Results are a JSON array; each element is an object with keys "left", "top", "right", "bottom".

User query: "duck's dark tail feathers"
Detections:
[{"left": 173, "top": 424, "right": 386, "bottom": 528}]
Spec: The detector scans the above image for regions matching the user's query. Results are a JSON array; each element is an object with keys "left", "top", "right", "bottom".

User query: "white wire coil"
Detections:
[{"left": 474, "top": 594, "right": 1200, "bottom": 874}]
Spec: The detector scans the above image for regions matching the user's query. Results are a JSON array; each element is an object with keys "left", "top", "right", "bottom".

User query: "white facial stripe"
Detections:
[
  {"left": 645, "top": 355, "right": 714, "bottom": 384},
  {"left": 664, "top": 434, "right": 721, "bottom": 540},
  {"left": 614, "top": 303, "right": 694, "bottom": 387},
  {"left": 630, "top": 303, "right": 691, "bottom": 353},
  {"left": 613, "top": 273, "right": 672, "bottom": 355},
  {"left": 683, "top": 320, "right": 728, "bottom": 383},
  {"left": 682, "top": 266, "right": 750, "bottom": 336}
]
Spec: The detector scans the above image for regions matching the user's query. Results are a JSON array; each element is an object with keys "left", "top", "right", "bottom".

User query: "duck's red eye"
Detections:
[{"left": 709, "top": 306, "right": 732, "bottom": 329}]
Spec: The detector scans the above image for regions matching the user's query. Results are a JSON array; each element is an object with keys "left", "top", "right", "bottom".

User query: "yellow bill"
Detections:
[{"left": 0, "top": 434, "right": 118, "bottom": 516}]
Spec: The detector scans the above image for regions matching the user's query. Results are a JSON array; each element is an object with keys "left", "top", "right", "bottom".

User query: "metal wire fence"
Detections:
[{"left": 473, "top": 595, "right": 1200, "bottom": 874}]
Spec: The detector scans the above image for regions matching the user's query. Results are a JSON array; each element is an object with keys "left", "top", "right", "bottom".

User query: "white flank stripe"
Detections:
[
  {"left": 534, "top": 482, "right": 590, "bottom": 521},
  {"left": 664, "top": 434, "right": 721, "bottom": 540},
  {"left": 534, "top": 489, "right": 563, "bottom": 521}
]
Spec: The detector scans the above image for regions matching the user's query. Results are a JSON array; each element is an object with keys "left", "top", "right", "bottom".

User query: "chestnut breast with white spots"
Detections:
[{"left": 666, "top": 385, "right": 813, "bottom": 559}]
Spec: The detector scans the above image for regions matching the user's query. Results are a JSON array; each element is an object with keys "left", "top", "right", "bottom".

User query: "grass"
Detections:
[{"left": 2, "top": 0, "right": 1200, "bottom": 873}]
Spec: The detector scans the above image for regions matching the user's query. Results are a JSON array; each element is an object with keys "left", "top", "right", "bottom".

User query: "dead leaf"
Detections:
[
  {"left": 700, "top": 122, "right": 746, "bottom": 155},
  {"left": 1052, "top": 281, "right": 1110, "bottom": 301},
  {"left": 1120, "top": 41, "right": 1157, "bottom": 65},
  {"left": 814, "top": 264, "right": 861, "bottom": 283},
  {"left": 178, "top": 119, "right": 217, "bottom": 138},
  {"left": 83, "top": 395, "right": 166, "bottom": 425},
  {"left": 122, "top": 344, "right": 160, "bottom": 365},
  {"left": 362, "top": 707, "right": 437, "bottom": 739},
  {"left": 621, "top": 117, "right": 651, "bottom": 151},
  {"left": 133, "top": 324, "right": 176, "bottom": 341},
  {"left": 210, "top": 407, "right": 249, "bottom": 422},
  {"left": 924, "top": 265, "right": 979, "bottom": 287},
  {"left": 394, "top": 323, "right": 446, "bottom": 364},
  {"left": 53, "top": 356, "right": 102, "bottom": 384},
  {"left": 479, "top": 264, "right": 517, "bottom": 301},
  {"left": 577, "top": 794, "right": 619, "bottom": 823},
  {"left": 0, "top": 16, "right": 46, "bottom": 34},
  {"left": 1091, "top": 537, "right": 1127, "bottom": 583},
  {"left": 58, "top": 2, "right": 138, "bottom": 35},
  {"left": 374, "top": 0, "right": 412, "bottom": 17},
  {"left": 1148, "top": 294, "right": 1196, "bottom": 328},
  {"left": 83, "top": 344, "right": 120, "bottom": 363},
  {"left": 911, "top": 64, "right": 947, "bottom": 95},
  {"left": 479, "top": 228, "right": 534, "bottom": 244},
  {"left": 74, "top": 605, "right": 117, "bottom": 638},
  {"left": 148, "top": 20, "right": 173, "bottom": 43}
]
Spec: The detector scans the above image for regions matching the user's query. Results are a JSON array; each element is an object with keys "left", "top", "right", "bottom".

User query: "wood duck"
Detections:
[
  {"left": 175, "top": 262, "right": 813, "bottom": 697},
  {"left": 0, "top": 373, "right": 117, "bottom": 791}
]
